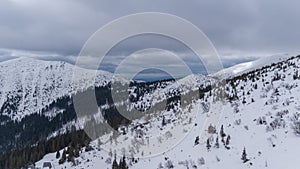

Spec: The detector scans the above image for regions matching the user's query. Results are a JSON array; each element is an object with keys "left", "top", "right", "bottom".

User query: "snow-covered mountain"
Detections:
[
  {"left": 0, "top": 57, "right": 213, "bottom": 121},
  {"left": 33, "top": 54, "right": 300, "bottom": 169},
  {"left": 0, "top": 56, "right": 214, "bottom": 160},
  {"left": 0, "top": 57, "right": 122, "bottom": 121},
  {"left": 2, "top": 54, "right": 300, "bottom": 169}
]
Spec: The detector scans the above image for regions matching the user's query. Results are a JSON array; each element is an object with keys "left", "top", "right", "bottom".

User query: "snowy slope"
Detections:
[
  {"left": 0, "top": 57, "right": 125, "bottom": 121},
  {"left": 128, "top": 74, "right": 215, "bottom": 112},
  {"left": 36, "top": 54, "right": 300, "bottom": 169},
  {"left": 213, "top": 53, "right": 293, "bottom": 79},
  {"left": 0, "top": 57, "right": 215, "bottom": 122}
]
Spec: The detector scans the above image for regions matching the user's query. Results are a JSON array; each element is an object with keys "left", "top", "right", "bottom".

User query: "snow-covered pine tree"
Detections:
[
  {"left": 112, "top": 155, "right": 119, "bottom": 169},
  {"left": 225, "top": 135, "right": 231, "bottom": 149},
  {"left": 214, "top": 136, "right": 219, "bottom": 148},
  {"left": 226, "top": 135, "right": 231, "bottom": 146},
  {"left": 220, "top": 125, "right": 226, "bottom": 138},
  {"left": 194, "top": 136, "right": 200, "bottom": 145},
  {"left": 120, "top": 156, "right": 128, "bottom": 169},
  {"left": 162, "top": 116, "right": 166, "bottom": 126},
  {"left": 241, "top": 147, "right": 248, "bottom": 163},
  {"left": 206, "top": 139, "right": 211, "bottom": 151}
]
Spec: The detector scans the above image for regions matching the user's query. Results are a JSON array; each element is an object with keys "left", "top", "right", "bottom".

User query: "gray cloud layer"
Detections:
[
  {"left": 1, "top": 0, "right": 300, "bottom": 55},
  {"left": 1, "top": 0, "right": 300, "bottom": 79}
]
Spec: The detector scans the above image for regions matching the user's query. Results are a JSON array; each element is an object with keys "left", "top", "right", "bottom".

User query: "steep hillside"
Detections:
[
  {"left": 0, "top": 57, "right": 116, "bottom": 121},
  {"left": 0, "top": 57, "right": 135, "bottom": 157},
  {"left": 0, "top": 57, "right": 208, "bottom": 167},
  {"left": 35, "top": 55, "right": 300, "bottom": 169}
]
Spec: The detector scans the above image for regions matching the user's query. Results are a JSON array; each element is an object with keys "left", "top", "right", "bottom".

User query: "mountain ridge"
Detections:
[{"left": 33, "top": 53, "right": 300, "bottom": 169}]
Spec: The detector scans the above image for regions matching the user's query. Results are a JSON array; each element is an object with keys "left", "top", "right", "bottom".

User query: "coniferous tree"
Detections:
[
  {"left": 194, "top": 136, "right": 200, "bottom": 145},
  {"left": 225, "top": 135, "right": 231, "bottom": 149},
  {"left": 253, "top": 83, "right": 258, "bottom": 89},
  {"left": 242, "top": 97, "right": 246, "bottom": 104},
  {"left": 220, "top": 125, "right": 226, "bottom": 146},
  {"left": 112, "top": 156, "right": 119, "bottom": 169},
  {"left": 293, "top": 70, "right": 299, "bottom": 80},
  {"left": 214, "top": 136, "right": 219, "bottom": 148},
  {"left": 56, "top": 150, "right": 60, "bottom": 159},
  {"left": 74, "top": 145, "right": 80, "bottom": 158},
  {"left": 241, "top": 147, "right": 248, "bottom": 163},
  {"left": 226, "top": 135, "right": 231, "bottom": 146},
  {"left": 119, "top": 157, "right": 123, "bottom": 168},
  {"left": 67, "top": 147, "right": 74, "bottom": 162},
  {"left": 162, "top": 116, "right": 166, "bottom": 126},
  {"left": 120, "top": 156, "right": 128, "bottom": 169},
  {"left": 206, "top": 139, "right": 211, "bottom": 151},
  {"left": 59, "top": 149, "right": 67, "bottom": 164},
  {"left": 220, "top": 125, "right": 226, "bottom": 138}
]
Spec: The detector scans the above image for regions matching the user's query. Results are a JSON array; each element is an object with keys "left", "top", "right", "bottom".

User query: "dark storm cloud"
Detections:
[{"left": 0, "top": 0, "right": 300, "bottom": 68}]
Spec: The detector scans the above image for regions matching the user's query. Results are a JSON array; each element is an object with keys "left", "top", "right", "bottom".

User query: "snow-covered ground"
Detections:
[
  {"left": 0, "top": 57, "right": 126, "bottom": 121},
  {"left": 213, "top": 53, "right": 293, "bottom": 79},
  {"left": 36, "top": 55, "right": 300, "bottom": 168}
]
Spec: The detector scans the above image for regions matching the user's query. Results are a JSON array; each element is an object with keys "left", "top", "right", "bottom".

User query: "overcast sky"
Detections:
[{"left": 1, "top": 0, "right": 300, "bottom": 80}]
